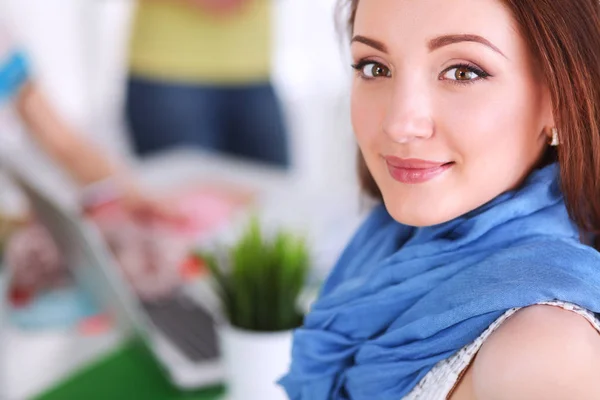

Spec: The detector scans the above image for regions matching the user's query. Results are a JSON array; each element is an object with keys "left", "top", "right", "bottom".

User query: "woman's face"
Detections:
[{"left": 351, "top": 0, "right": 554, "bottom": 226}]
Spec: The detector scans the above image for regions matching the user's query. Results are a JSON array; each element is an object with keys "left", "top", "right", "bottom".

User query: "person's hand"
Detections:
[
  {"left": 118, "top": 182, "right": 189, "bottom": 227},
  {"left": 81, "top": 176, "right": 190, "bottom": 229}
]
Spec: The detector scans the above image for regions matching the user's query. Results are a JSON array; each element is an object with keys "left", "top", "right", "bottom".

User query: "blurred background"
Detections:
[
  {"left": 0, "top": 1, "right": 367, "bottom": 399},
  {"left": 0, "top": 0, "right": 356, "bottom": 196}
]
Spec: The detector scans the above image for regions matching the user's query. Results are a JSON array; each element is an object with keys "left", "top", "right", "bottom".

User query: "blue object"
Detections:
[
  {"left": 279, "top": 163, "right": 600, "bottom": 400},
  {"left": 10, "top": 285, "right": 99, "bottom": 330},
  {"left": 125, "top": 76, "right": 289, "bottom": 167},
  {"left": 0, "top": 51, "right": 29, "bottom": 103}
]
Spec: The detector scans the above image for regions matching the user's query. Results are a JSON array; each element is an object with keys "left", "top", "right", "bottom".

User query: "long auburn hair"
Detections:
[{"left": 341, "top": 0, "right": 600, "bottom": 238}]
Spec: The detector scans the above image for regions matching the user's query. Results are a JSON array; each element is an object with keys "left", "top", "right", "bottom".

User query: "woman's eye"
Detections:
[
  {"left": 353, "top": 62, "right": 392, "bottom": 79},
  {"left": 441, "top": 65, "right": 488, "bottom": 82}
]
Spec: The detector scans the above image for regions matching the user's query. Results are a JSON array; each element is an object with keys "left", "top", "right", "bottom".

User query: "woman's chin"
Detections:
[{"left": 383, "top": 197, "right": 463, "bottom": 227}]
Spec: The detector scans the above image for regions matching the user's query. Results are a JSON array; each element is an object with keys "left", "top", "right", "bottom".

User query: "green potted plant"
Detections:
[{"left": 198, "top": 216, "right": 310, "bottom": 400}]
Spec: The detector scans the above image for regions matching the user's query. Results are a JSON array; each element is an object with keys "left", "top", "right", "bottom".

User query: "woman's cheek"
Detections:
[{"left": 352, "top": 85, "right": 388, "bottom": 147}]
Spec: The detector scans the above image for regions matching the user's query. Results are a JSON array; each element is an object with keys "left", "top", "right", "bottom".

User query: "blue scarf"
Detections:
[{"left": 279, "top": 164, "right": 600, "bottom": 399}]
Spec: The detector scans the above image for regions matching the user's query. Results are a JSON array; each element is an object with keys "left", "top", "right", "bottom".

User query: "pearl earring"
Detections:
[{"left": 549, "top": 127, "right": 559, "bottom": 147}]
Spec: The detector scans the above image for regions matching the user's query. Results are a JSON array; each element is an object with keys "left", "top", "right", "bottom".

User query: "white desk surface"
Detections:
[{"left": 1, "top": 148, "right": 364, "bottom": 400}]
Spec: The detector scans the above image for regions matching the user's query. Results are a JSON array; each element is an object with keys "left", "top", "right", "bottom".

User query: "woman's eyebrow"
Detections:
[
  {"left": 351, "top": 35, "right": 388, "bottom": 53},
  {"left": 428, "top": 34, "right": 508, "bottom": 59}
]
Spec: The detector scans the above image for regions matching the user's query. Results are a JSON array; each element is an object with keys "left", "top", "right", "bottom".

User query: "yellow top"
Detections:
[{"left": 128, "top": 0, "right": 272, "bottom": 84}]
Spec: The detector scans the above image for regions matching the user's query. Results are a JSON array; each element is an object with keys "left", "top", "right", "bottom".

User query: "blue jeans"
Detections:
[{"left": 125, "top": 76, "right": 290, "bottom": 167}]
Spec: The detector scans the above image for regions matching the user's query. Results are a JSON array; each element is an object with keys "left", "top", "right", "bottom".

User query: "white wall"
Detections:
[{"left": 272, "top": 0, "right": 357, "bottom": 191}]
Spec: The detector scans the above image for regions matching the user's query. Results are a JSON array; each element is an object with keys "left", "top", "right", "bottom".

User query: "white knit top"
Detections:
[{"left": 403, "top": 301, "right": 600, "bottom": 399}]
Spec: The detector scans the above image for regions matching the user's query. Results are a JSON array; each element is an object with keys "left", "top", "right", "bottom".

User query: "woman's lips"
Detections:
[{"left": 384, "top": 156, "right": 454, "bottom": 184}]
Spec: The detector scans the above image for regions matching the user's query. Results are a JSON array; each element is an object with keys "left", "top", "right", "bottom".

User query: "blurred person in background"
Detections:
[
  {"left": 0, "top": 20, "right": 184, "bottom": 301},
  {"left": 126, "top": 0, "right": 290, "bottom": 167}
]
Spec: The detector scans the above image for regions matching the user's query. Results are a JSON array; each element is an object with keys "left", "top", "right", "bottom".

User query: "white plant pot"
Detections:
[{"left": 219, "top": 325, "right": 292, "bottom": 400}]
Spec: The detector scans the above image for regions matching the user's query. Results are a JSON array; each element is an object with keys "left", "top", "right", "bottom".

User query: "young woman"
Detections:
[{"left": 281, "top": 0, "right": 600, "bottom": 398}]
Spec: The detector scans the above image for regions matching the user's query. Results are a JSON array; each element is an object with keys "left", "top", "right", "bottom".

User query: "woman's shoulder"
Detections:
[{"left": 468, "top": 304, "right": 600, "bottom": 399}]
